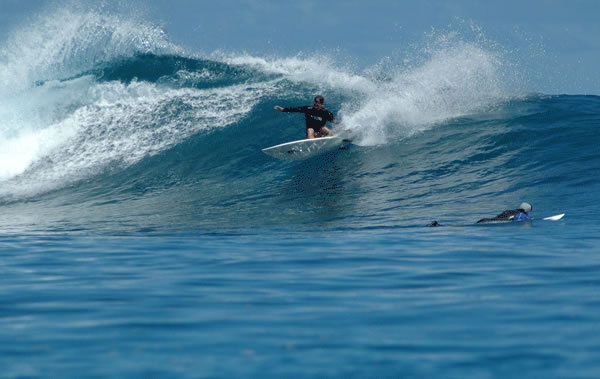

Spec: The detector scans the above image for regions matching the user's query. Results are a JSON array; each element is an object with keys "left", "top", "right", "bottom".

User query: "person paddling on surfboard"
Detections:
[
  {"left": 428, "top": 202, "right": 533, "bottom": 227},
  {"left": 428, "top": 202, "right": 564, "bottom": 227},
  {"left": 476, "top": 202, "right": 533, "bottom": 223},
  {"left": 274, "top": 95, "right": 336, "bottom": 139}
]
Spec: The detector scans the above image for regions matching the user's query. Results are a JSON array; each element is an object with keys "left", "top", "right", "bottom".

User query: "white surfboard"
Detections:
[
  {"left": 262, "top": 136, "right": 345, "bottom": 161},
  {"left": 543, "top": 213, "right": 565, "bottom": 221}
]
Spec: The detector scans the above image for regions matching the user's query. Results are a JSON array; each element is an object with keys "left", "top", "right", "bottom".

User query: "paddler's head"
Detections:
[{"left": 519, "top": 202, "right": 532, "bottom": 214}]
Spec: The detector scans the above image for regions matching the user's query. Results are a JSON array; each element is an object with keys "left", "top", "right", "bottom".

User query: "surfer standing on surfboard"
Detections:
[{"left": 274, "top": 95, "right": 337, "bottom": 139}]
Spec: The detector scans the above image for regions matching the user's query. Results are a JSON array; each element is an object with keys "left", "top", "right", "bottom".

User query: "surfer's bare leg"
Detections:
[
  {"left": 307, "top": 128, "right": 316, "bottom": 139},
  {"left": 318, "top": 126, "right": 332, "bottom": 137}
]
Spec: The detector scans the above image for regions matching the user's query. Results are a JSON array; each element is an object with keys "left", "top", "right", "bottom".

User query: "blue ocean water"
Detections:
[{"left": 2, "top": 8, "right": 600, "bottom": 378}]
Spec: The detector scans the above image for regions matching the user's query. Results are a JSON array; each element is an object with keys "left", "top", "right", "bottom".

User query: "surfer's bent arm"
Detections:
[{"left": 327, "top": 112, "right": 336, "bottom": 123}]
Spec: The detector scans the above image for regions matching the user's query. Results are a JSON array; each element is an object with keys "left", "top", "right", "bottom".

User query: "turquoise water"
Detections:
[{"left": 1, "top": 8, "right": 600, "bottom": 378}]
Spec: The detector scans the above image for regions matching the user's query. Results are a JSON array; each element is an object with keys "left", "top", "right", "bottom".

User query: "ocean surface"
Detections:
[{"left": 2, "top": 8, "right": 600, "bottom": 379}]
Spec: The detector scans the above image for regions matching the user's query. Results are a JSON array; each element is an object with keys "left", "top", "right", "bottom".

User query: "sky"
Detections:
[{"left": 1, "top": 0, "right": 599, "bottom": 94}]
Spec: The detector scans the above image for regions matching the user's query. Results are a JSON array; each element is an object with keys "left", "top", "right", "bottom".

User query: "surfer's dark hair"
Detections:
[{"left": 314, "top": 95, "right": 324, "bottom": 104}]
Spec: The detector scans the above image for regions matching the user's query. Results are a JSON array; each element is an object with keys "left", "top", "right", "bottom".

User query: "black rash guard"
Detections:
[{"left": 281, "top": 106, "right": 335, "bottom": 130}]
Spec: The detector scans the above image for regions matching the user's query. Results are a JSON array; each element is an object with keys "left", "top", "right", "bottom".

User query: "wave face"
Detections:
[{"left": 1, "top": 9, "right": 599, "bottom": 233}]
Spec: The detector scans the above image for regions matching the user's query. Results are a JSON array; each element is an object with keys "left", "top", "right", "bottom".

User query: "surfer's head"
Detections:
[
  {"left": 519, "top": 202, "right": 532, "bottom": 214},
  {"left": 314, "top": 95, "right": 324, "bottom": 108}
]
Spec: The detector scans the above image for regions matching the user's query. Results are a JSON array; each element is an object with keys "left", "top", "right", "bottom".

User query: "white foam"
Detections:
[
  {"left": 0, "top": 7, "right": 177, "bottom": 92},
  {"left": 0, "top": 8, "right": 274, "bottom": 199},
  {"left": 0, "top": 78, "right": 276, "bottom": 199},
  {"left": 220, "top": 53, "right": 376, "bottom": 94},
  {"left": 341, "top": 42, "right": 508, "bottom": 145}
]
